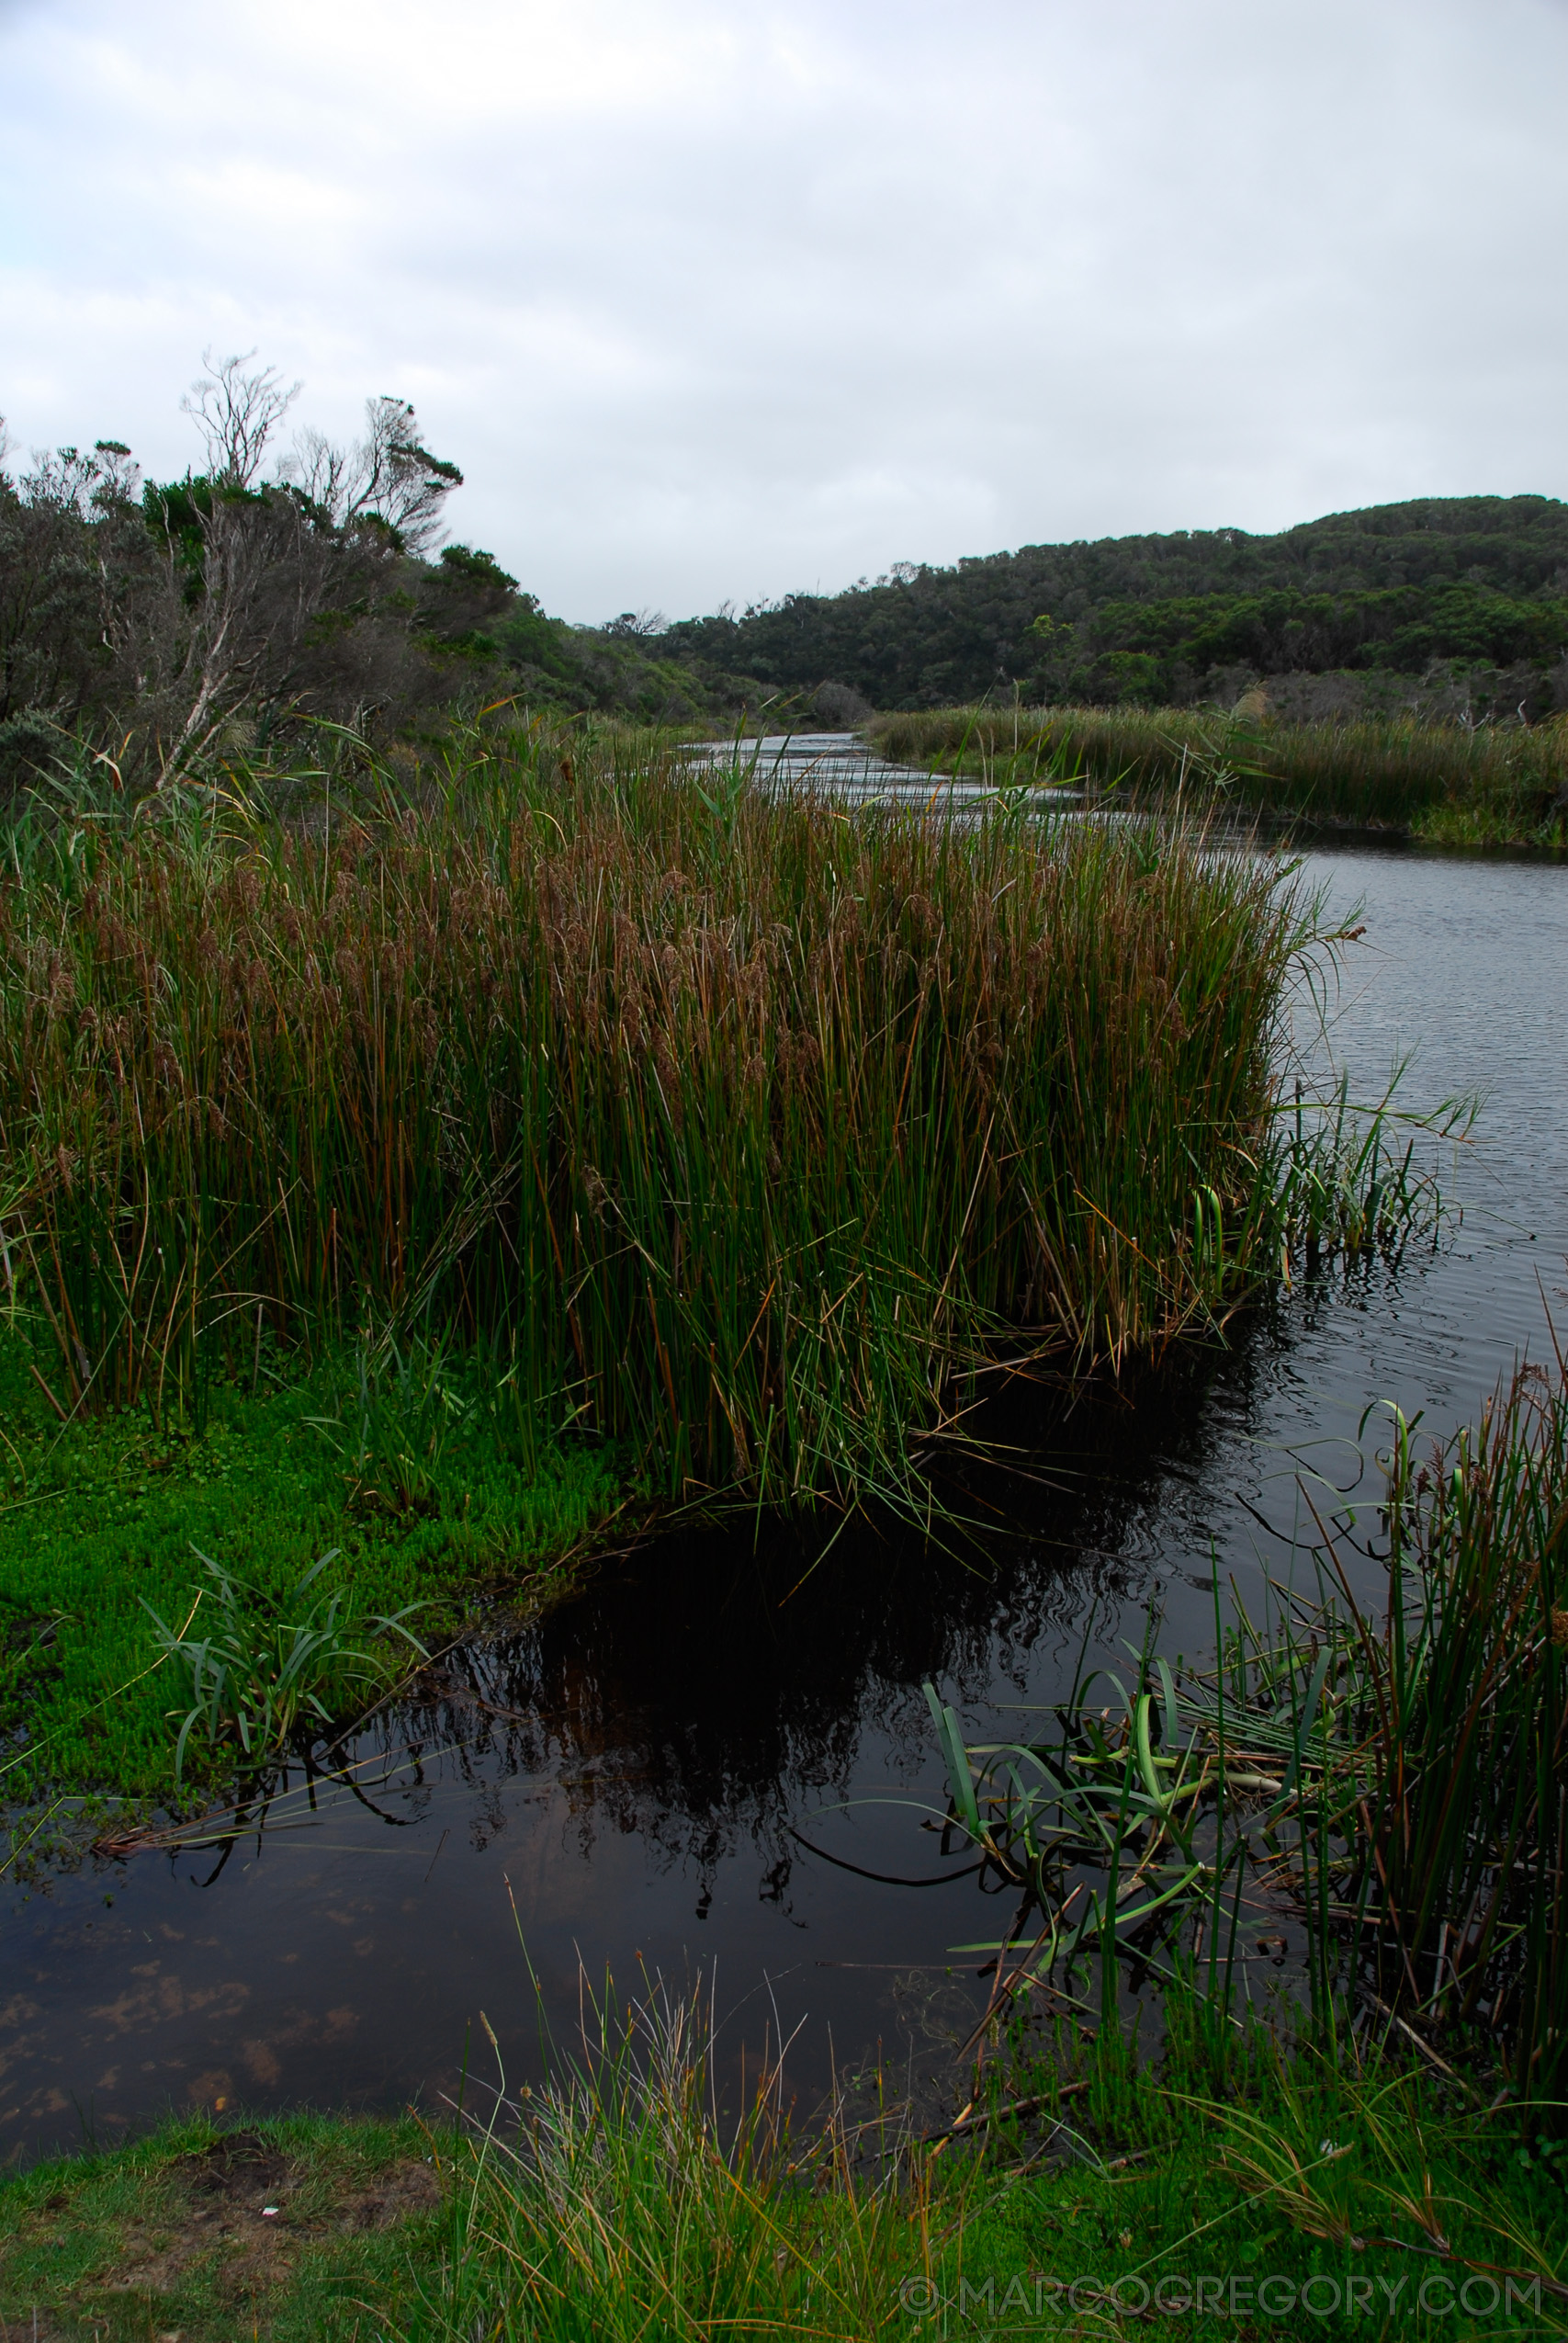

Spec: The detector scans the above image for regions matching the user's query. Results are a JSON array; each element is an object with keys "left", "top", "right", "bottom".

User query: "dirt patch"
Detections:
[
  {"left": 85, "top": 2133, "right": 438, "bottom": 2299},
  {"left": 336, "top": 2161, "right": 439, "bottom": 2232},
  {"left": 0, "top": 2310, "right": 75, "bottom": 2340},
  {"left": 177, "top": 2131, "right": 292, "bottom": 2210}
]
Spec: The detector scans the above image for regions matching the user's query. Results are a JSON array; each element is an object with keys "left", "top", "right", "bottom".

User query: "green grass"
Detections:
[
  {"left": 942, "top": 2007, "right": 1568, "bottom": 2341},
  {"left": 0, "top": 1328, "right": 627, "bottom": 1814},
  {"left": 0, "top": 2109, "right": 444, "bottom": 2340},
  {"left": 865, "top": 703, "right": 1568, "bottom": 843},
  {"left": 10, "top": 1992, "right": 1560, "bottom": 2339}
]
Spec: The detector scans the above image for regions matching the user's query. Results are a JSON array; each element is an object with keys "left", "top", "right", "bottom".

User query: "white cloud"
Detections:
[{"left": 3, "top": 0, "right": 1565, "bottom": 618}]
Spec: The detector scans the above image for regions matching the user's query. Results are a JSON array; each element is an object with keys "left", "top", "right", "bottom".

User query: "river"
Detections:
[{"left": 3, "top": 830, "right": 1565, "bottom": 2162}]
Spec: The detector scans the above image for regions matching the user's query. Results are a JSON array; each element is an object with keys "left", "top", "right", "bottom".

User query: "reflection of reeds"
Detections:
[
  {"left": 1, "top": 729, "right": 1331, "bottom": 1507},
  {"left": 868, "top": 703, "right": 1568, "bottom": 841},
  {"left": 930, "top": 1346, "right": 1568, "bottom": 2112}
]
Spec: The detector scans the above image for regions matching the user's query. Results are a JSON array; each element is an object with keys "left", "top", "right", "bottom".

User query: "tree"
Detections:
[
  {"left": 0, "top": 357, "right": 472, "bottom": 790},
  {"left": 285, "top": 397, "right": 463, "bottom": 554},
  {"left": 180, "top": 349, "right": 301, "bottom": 489}
]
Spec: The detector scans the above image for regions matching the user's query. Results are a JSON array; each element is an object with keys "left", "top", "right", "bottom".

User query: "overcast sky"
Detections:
[{"left": 2, "top": 0, "right": 1564, "bottom": 621}]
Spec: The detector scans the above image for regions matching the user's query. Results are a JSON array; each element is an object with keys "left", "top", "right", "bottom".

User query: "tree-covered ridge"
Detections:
[
  {"left": 655, "top": 494, "right": 1568, "bottom": 712},
  {"left": 7, "top": 357, "right": 1567, "bottom": 761}
]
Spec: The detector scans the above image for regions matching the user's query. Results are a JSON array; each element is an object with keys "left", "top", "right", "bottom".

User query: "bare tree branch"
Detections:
[{"left": 181, "top": 350, "right": 302, "bottom": 489}]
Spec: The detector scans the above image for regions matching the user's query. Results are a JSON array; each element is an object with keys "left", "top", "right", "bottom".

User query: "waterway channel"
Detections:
[{"left": 3, "top": 821, "right": 1565, "bottom": 2164}]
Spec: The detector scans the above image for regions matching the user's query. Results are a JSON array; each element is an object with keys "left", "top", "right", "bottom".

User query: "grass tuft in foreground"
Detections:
[{"left": 12, "top": 1988, "right": 1558, "bottom": 2338}]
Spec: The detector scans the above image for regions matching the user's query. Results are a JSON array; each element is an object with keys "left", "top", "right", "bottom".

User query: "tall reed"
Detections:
[
  {"left": 866, "top": 703, "right": 1568, "bottom": 840},
  {"left": 0, "top": 727, "right": 1325, "bottom": 1506}
]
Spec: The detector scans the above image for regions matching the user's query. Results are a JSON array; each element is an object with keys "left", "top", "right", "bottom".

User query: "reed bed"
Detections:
[
  {"left": 931, "top": 1347, "right": 1568, "bottom": 2113},
  {"left": 0, "top": 728, "right": 1332, "bottom": 1511},
  {"left": 866, "top": 703, "right": 1568, "bottom": 842}
]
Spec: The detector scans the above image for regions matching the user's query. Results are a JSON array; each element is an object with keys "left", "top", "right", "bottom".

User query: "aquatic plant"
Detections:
[
  {"left": 926, "top": 1346, "right": 1568, "bottom": 2115},
  {"left": 0, "top": 723, "right": 1348, "bottom": 1513},
  {"left": 868, "top": 703, "right": 1568, "bottom": 841},
  {"left": 142, "top": 1547, "right": 427, "bottom": 1778}
]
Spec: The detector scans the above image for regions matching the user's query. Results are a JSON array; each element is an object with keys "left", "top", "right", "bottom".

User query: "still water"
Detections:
[{"left": 3, "top": 839, "right": 1565, "bottom": 2163}]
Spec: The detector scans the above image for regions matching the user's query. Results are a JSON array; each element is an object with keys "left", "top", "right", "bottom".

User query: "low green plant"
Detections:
[
  {"left": 925, "top": 1340, "right": 1568, "bottom": 2120},
  {"left": 308, "top": 1334, "right": 466, "bottom": 1518},
  {"left": 141, "top": 1547, "right": 428, "bottom": 1779},
  {"left": 0, "top": 1329, "right": 626, "bottom": 1805}
]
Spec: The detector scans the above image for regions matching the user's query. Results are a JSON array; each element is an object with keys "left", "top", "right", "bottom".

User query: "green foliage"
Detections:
[
  {"left": 658, "top": 492, "right": 1568, "bottom": 714},
  {"left": 0, "top": 1330, "right": 625, "bottom": 1803},
  {"left": 142, "top": 1547, "right": 427, "bottom": 1780},
  {"left": 307, "top": 1336, "right": 466, "bottom": 1518},
  {"left": 1046, "top": 579, "right": 1568, "bottom": 703}
]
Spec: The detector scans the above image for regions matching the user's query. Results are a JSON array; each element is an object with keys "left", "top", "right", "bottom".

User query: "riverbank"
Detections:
[
  {"left": 863, "top": 704, "right": 1568, "bottom": 846},
  {"left": 5, "top": 1999, "right": 1562, "bottom": 2338},
  {"left": 10, "top": 1338, "right": 1568, "bottom": 2333},
  {"left": 0, "top": 1330, "right": 629, "bottom": 1829}
]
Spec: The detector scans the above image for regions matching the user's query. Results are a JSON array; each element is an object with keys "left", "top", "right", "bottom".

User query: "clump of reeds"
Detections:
[
  {"left": 0, "top": 725, "right": 1337, "bottom": 1510},
  {"left": 410, "top": 1975, "right": 930, "bottom": 2342},
  {"left": 1352, "top": 1356, "right": 1568, "bottom": 2103},
  {"left": 866, "top": 704, "right": 1568, "bottom": 841}
]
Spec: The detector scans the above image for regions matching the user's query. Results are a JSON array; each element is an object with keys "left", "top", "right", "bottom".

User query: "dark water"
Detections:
[{"left": 4, "top": 843, "right": 1565, "bottom": 2165}]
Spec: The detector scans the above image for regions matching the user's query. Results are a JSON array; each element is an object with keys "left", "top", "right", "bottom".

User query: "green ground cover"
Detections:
[
  {"left": 0, "top": 1330, "right": 627, "bottom": 1812},
  {"left": 3, "top": 2012, "right": 1562, "bottom": 2339}
]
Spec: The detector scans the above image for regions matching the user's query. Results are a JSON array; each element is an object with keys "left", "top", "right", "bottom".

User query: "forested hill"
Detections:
[{"left": 654, "top": 495, "right": 1568, "bottom": 714}]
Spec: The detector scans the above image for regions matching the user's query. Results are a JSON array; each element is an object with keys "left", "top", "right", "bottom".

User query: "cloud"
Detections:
[{"left": 3, "top": 0, "right": 1565, "bottom": 618}]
